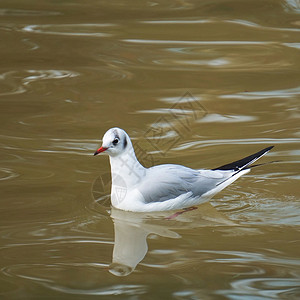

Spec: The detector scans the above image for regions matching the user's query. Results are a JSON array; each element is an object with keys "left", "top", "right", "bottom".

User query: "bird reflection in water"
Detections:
[{"left": 108, "top": 203, "right": 237, "bottom": 276}]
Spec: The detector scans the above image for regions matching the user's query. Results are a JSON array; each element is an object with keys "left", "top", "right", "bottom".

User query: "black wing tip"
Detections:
[
  {"left": 213, "top": 145, "right": 274, "bottom": 171},
  {"left": 264, "top": 145, "right": 274, "bottom": 151}
]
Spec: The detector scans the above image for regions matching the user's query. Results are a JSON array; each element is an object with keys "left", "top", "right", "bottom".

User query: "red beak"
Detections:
[{"left": 94, "top": 146, "right": 108, "bottom": 156}]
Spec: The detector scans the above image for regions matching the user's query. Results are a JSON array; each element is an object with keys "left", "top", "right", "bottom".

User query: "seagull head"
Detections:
[{"left": 94, "top": 127, "right": 130, "bottom": 157}]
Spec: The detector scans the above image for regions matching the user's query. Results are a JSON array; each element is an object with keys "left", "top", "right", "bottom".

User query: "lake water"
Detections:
[{"left": 0, "top": 0, "right": 299, "bottom": 299}]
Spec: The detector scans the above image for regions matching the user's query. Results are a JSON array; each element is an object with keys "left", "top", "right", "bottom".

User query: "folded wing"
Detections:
[{"left": 138, "top": 164, "right": 230, "bottom": 203}]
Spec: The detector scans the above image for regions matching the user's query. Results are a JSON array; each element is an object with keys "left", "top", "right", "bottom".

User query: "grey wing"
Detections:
[{"left": 137, "top": 164, "right": 229, "bottom": 203}]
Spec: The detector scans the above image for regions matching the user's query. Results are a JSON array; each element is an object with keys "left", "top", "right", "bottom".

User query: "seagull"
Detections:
[{"left": 94, "top": 127, "right": 273, "bottom": 212}]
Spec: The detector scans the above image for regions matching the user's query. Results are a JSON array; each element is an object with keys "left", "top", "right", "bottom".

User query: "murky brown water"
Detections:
[{"left": 1, "top": 0, "right": 300, "bottom": 299}]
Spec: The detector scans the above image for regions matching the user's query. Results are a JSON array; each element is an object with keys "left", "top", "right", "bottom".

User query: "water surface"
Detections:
[{"left": 0, "top": 0, "right": 299, "bottom": 299}]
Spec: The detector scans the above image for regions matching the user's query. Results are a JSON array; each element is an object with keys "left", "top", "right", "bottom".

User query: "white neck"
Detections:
[{"left": 109, "top": 148, "right": 146, "bottom": 189}]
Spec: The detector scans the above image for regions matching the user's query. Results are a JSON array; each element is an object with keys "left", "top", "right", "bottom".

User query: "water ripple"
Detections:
[
  {"left": 221, "top": 86, "right": 300, "bottom": 100},
  {"left": 0, "top": 135, "right": 98, "bottom": 156},
  {"left": 199, "top": 114, "right": 256, "bottom": 123},
  {"left": 0, "top": 168, "right": 19, "bottom": 181},
  {"left": 123, "top": 39, "right": 272, "bottom": 46},
  {"left": 141, "top": 17, "right": 300, "bottom": 32},
  {"left": 284, "top": 0, "right": 300, "bottom": 13},
  {"left": 197, "top": 250, "right": 300, "bottom": 266},
  {"left": 227, "top": 18, "right": 300, "bottom": 32},
  {"left": 47, "top": 283, "right": 147, "bottom": 296},
  {"left": 284, "top": 42, "right": 300, "bottom": 49},
  {"left": 0, "top": 71, "right": 26, "bottom": 96},
  {"left": 173, "top": 137, "right": 300, "bottom": 151},
  {"left": 0, "top": 9, "right": 61, "bottom": 16},
  {"left": 224, "top": 192, "right": 300, "bottom": 226},
  {"left": 218, "top": 277, "right": 300, "bottom": 299},
  {"left": 21, "top": 24, "right": 115, "bottom": 37},
  {"left": 2, "top": 264, "right": 147, "bottom": 295},
  {"left": 22, "top": 70, "right": 79, "bottom": 85},
  {"left": 121, "top": 39, "right": 298, "bottom": 72},
  {"left": 0, "top": 70, "right": 79, "bottom": 96}
]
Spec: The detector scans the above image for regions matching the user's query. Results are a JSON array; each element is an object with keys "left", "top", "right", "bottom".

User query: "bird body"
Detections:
[{"left": 94, "top": 127, "right": 273, "bottom": 212}]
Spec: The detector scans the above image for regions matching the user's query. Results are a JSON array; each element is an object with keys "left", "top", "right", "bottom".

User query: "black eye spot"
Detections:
[{"left": 112, "top": 138, "right": 119, "bottom": 145}]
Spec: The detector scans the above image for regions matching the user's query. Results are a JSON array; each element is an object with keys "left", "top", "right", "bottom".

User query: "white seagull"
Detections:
[{"left": 94, "top": 127, "right": 273, "bottom": 212}]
